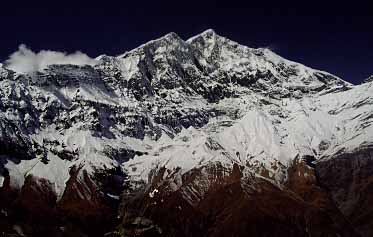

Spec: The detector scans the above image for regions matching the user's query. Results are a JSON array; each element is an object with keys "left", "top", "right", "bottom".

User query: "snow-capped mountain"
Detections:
[{"left": 0, "top": 30, "right": 372, "bottom": 236}]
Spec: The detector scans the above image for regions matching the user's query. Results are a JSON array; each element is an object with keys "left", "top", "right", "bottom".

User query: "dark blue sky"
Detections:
[{"left": 0, "top": 1, "right": 372, "bottom": 84}]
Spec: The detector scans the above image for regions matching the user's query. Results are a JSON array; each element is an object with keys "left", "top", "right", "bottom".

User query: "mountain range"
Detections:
[{"left": 0, "top": 29, "right": 372, "bottom": 237}]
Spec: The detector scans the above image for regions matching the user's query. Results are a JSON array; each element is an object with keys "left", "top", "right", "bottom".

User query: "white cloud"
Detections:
[{"left": 4, "top": 44, "right": 97, "bottom": 73}]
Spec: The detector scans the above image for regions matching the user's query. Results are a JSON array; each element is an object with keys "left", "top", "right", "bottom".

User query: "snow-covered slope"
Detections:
[
  {"left": 0, "top": 29, "right": 372, "bottom": 236},
  {"left": 0, "top": 29, "right": 367, "bottom": 193}
]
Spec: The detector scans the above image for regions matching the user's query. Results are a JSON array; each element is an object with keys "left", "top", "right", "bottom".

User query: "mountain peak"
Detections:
[
  {"left": 199, "top": 28, "right": 217, "bottom": 36},
  {"left": 118, "top": 32, "right": 184, "bottom": 58},
  {"left": 158, "top": 31, "right": 182, "bottom": 41},
  {"left": 187, "top": 28, "right": 219, "bottom": 43}
]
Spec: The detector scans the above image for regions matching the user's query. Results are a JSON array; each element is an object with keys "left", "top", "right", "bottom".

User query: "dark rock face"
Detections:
[
  {"left": 117, "top": 163, "right": 359, "bottom": 237},
  {"left": 0, "top": 169, "right": 124, "bottom": 236},
  {"left": 316, "top": 148, "right": 373, "bottom": 237}
]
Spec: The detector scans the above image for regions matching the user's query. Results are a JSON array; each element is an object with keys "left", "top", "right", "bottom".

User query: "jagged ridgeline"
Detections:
[{"left": 0, "top": 30, "right": 372, "bottom": 236}]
